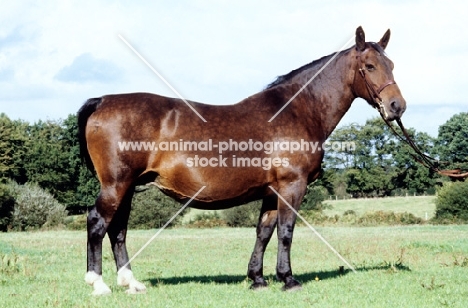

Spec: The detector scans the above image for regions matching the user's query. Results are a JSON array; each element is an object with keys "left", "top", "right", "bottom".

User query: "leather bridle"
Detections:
[
  {"left": 356, "top": 52, "right": 396, "bottom": 118},
  {"left": 356, "top": 49, "right": 468, "bottom": 179}
]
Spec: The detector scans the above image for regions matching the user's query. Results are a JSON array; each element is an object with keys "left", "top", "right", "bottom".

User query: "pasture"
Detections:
[
  {"left": 323, "top": 195, "right": 436, "bottom": 219},
  {"left": 2, "top": 224, "right": 468, "bottom": 307}
]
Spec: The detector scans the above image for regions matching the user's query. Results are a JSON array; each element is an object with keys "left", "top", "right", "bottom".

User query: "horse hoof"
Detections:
[
  {"left": 250, "top": 281, "right": 268, "bottom": 291},
  {"left": 85, "top": 271, "right": 112, "bottom": 295},
  {"left": 91, "top": 281, "right": 112, "bottom": 296},
  {"left": 126, "top": 280, "right": 147, "bottom": 294},
  {"left": 282, "top": 279, "right": 302, "bottom": 292}
]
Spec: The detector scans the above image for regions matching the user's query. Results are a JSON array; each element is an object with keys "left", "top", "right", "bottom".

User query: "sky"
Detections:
[{"left": 1, "top": 0, "right": 467, "bottom": 137}]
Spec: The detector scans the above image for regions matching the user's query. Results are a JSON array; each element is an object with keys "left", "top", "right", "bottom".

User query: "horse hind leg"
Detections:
[
  {"left": 85, "top": 183, "right": 134, "bottom": 295},
  {"left": 85, "top": 196, "right": 112, "bottom": 295},
  {"left": 108, "top": 186, "right": 146, "bottom": 294},
  {"left": 247, "top": 195, "right": 278, "bottom": 289}
]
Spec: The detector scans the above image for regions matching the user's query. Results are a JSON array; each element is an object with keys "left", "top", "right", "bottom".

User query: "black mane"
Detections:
[
  {"left": 265, "top": 44, "right": 385, "bottom": 90},
  {"left": 265, "top": 53, "right": 334, "bottom": 89},
  {"left": 368, "top": 42, "right": 387, "bottom": 56}
]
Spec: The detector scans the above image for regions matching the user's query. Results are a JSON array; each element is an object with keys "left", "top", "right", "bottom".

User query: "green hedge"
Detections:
[
  {"left": 128, "top": 185, "right": 184, "bottom": 229},
  {"left": 434, "top": 180, "right": 468, "bottom": 223}
]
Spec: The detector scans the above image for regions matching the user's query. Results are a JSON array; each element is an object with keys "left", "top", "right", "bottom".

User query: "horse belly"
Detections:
[{"left": 153, "top": 157, "right": 270, "bottom": 208}]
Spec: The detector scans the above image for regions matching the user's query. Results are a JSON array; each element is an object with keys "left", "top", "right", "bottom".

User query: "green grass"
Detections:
[
  {"left": 323, "top": 195, "right": 436, "bottom": 219},
  {"left": 2, "top": 225, "right": 468, "bottom": 307},
  {"left": 182, "top": 196, "right": 436, "bottom": 225}
]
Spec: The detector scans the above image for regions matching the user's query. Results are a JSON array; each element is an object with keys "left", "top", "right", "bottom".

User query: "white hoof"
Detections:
[
  {"left": 85, "top": 271, "right": 112, "bottom": 295},
  {"left": 118, "top": 268, "right": 147, "bottom": 294},
  {"left": 127, "top": 279, "right": 147, "bottom": 294}
]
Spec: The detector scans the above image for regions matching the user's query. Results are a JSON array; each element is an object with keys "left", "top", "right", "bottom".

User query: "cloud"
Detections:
[
  {"left": 2, "top": 0, "right": 468, "bottom": 136},
  {"left": 54, "top": 53, "right": 122, "bottom": 84},
  {"left": 0, "top": 68, "right": 14, "bottom": 82},
  {"left": 0, "top": 27, "right": 26, "bottom": 47}
]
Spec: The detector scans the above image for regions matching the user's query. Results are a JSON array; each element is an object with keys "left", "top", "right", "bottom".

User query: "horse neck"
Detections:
[{"left": 289, "top": 50, "right": 357, "bottom": 139}]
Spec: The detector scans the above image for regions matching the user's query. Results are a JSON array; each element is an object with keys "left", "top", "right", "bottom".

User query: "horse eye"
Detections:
[{"left": 366, "top": 64, "right": 376, "bottom": 72}]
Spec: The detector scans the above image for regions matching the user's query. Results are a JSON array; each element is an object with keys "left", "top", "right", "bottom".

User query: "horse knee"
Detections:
[
  {"left": 87, "top": 209, "right": 107, "bottom": 240},
  {"left": 278, "top": 224, "right": 294, "bottom": 245}
]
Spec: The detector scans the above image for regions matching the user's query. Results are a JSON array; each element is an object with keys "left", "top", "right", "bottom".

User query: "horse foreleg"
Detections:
[
  {"left": 108, "top": 187, "right": 146, "bottom": 294},
  {"left": 275, "top": 182, "right": 306, "bottom": 291},
  {"left": 247, "top": 195, "right": 278, "bottom": 289}
]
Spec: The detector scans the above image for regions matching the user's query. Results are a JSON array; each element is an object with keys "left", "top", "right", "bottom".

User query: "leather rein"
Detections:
[{"left": 357, "top": 52, "right": 468, "bottom": 179}]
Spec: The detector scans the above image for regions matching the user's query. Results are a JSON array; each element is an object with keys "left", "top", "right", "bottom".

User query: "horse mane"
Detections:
[
  {"left": 265, "top": 44, "right": 385, "bottom": 90},
  {"left": 265, "top": 53, "right": 334, "bottom": 89},
  {"left": 368, "top": 42, "right": 387, "bottom": 56}
]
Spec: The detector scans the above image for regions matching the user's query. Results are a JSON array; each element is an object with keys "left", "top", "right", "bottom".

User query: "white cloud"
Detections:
[
  {"left": 0, "top": 0, "right": 467, "bottom": 137},
  {"left": 55, "top": 53, "right": 122, "bottom": 83}
]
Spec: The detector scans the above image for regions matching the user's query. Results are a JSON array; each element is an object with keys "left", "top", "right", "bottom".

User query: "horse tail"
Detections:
[{"left": 77, "top": 97, "right": 102, "bottom": 172}]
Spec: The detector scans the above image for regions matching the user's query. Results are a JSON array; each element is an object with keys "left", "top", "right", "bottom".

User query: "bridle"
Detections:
[
  {"left": 356, "top": 49, "right": 468, "bottom": 179},
  {"left": 356, "top": 52, "right": 396, "bottom": 119}
]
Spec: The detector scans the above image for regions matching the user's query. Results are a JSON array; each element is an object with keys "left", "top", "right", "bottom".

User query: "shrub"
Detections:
[
  {"left": 0, "top": 184, "right": 15, "bottom": 231},
  {"left": 434, "top": 180, "right": 468, "bottom": 223},
  {"left": 128, "top": 185, "right": 185, "bottom": 229},
  {"left": 301, "top": 185, "right": 327, "bottom": 210},
  {"left": 65, "top": 214, "right": 87, "bottom": 230},
  {"left": 9, "top": 182, "right": 67, "bottom": 231},
  {"left": 343, "top": 210, "right": 357, "bottom": 216},
  {"left": 357, "top": 211, "right": 422, "bottom": 226},
  {"left": 186, "top": 212, "right": 227, "bottom": 228},
  {"left": 297, "top": 209, "right": 422, "bottom": 226},
  {"left": 223, "top": 201, "right": 262, "bottom": 227},
  {"left": 297, "top": 210, "right": 336, "bottom": 225}
]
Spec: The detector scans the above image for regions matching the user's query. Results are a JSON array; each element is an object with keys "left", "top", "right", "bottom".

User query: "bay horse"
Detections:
[{"left": 78, "top": 26, "right": 406, "bottom": 295}]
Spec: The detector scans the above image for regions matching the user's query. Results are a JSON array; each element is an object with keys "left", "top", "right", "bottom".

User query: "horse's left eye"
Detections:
[{"left": 366, "top": 64, "right": 376, "bottom": 72}]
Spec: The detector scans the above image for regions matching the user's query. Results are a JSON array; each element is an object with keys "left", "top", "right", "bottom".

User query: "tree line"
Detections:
[
  {"left": 320, "top": 113, "right": 468, "bottom": 199},
  {"left": 0, "top": 112, "right": 467, "bottom": 209},
  {"left": 0, "top": 113, "right": 98, "bottom": 208}
]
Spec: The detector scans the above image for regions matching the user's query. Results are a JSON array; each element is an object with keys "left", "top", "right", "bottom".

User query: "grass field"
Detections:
[
  {"left": 323, "top": 195, "right": 436, "bottom": 219},
  {"left": 183, "top": 196, "right": 437, "bottom": 225},
  {"left": 2, "top": 224, "right": 468, "bottom": 307}
]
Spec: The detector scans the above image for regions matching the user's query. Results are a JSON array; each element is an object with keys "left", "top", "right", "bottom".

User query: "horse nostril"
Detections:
[{"left": 390, "top": 101, "right": 400, "bottom": 112}]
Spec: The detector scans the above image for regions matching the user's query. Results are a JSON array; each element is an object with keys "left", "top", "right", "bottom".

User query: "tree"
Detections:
[
  {"left": 61, "top": 114, "right": 99, "bottom": 207},
  {"left": 393, "top": 130, "right": 437, "bottom": 194},
  {"left": 0, "top": 114, "right": 28, "bottom": 183},
  {"left": 325, "top": 117, "right": 437, "bottom": 197},
  {"left": 23, "top": 119, "right": 73, "bottom": 203},
  {"left": 15, "top": 114, "right": 99, "bottom": 207},
  {"left": 436, "top": 112, "right": 468, "bottom": 173}
]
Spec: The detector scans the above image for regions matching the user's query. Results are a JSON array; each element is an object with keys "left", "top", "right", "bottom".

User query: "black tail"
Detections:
[{"left": 77, "top": 97, "right": 102, "bottom": 172}]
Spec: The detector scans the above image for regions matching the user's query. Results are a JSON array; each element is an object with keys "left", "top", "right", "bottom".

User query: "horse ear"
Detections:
[
  {"left": 355, "top": 26, "right": 366, "bottom": 51},
  {"left": 378, "top": 29, "right": 391, "bottom": 50}
]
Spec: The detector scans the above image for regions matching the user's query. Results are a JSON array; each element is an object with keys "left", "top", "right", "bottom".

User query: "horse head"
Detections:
[{"left": 353, "top": 26, "right": 406, "bottom": 121}]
